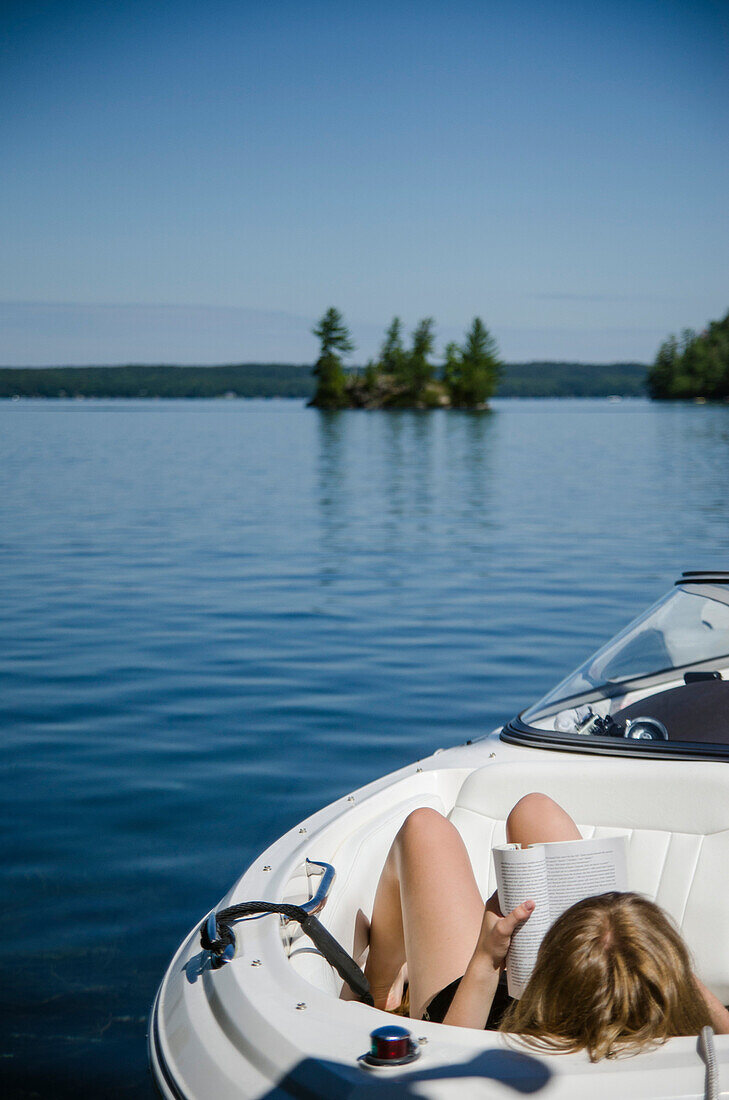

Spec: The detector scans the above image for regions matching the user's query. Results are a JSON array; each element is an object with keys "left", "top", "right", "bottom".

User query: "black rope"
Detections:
[
  {"left": 200, "top": 902, "right": 374, "bottom": 1006},
  {"left": 201, "top": 901, "right": 309, "bottom": 953}
]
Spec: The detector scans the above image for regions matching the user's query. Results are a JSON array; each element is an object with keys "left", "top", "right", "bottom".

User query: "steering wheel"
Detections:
[{"left": 622, "top": 716, "right": 669, "bottom": 741}]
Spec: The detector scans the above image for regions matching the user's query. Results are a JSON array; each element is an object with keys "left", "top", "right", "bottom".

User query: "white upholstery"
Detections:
[{"left": 448, "top": 758, "right": 729, "bottom": 1002}]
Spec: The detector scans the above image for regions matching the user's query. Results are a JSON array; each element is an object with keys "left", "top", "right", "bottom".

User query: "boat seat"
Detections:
[{"left": 448, "top": 757, "right": 729, "bottom": 1003}]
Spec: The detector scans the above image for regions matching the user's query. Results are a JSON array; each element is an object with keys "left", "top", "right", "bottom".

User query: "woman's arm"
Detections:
[
  {"left": 443, "top": 894, "right": 535, "bottom": 1029},
  {"left": 695, "top": 976, "right": 729, "bottom": 1034}
]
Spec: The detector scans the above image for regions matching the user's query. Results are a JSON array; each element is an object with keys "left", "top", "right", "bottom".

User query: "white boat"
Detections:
[{"left": 149, "top": 571, "right": 729, "bottom": 1099}]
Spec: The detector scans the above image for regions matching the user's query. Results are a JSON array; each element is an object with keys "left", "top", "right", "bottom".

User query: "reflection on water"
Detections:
[
  {"left": 316, "top": 410, "right": 347, "bottom": 582},
  {"left": 316, "top": 409, "right": 499, "bottom": 570},
  {"left": 0, "top": 397, "right": 728, "bottom": 1098},
  {"left": 653, "top": 403, "right": 729, "bottom": 524}
]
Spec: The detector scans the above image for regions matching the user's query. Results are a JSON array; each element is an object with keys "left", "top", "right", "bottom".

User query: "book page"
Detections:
[
  {"left": 493, "top": 844, "right": 551, "bottom": 999},
  {"left": 542, "top": 835, "right": 628, "bottom": 922}
]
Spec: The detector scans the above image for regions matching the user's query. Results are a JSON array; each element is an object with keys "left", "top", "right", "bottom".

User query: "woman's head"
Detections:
[{"left": 499, "top": 891, "right": 710, "bottom": 1061}]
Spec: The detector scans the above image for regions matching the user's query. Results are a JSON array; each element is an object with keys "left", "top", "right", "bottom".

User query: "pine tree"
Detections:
[
  {"left": 378, "top": 317, "right": 406, "bottom": 378},
  {"left": 310, "top": 308, "right": 354, "bottom": 408},
  {"left": 312, "top": 307, "right": 354, "bottom": 357},
  {"left": 647, "top": 335, "right": 679, "bottom": 398},
  {"left": 404, "top": 317, "right": 435, "bottom": 397},
  {"left": 447, "top": 317, "right": 502, "bottom": 406},
  {"left": 442, "top": 341, "right": 461, "bottom": 393}
]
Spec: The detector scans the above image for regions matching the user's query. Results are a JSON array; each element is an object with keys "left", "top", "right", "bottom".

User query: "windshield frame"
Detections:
[
  {"left": 505, "top": 580, "right": 729, "bottom": 760},
  {"left": 501, "top": 715, "right": 729, "bottom": 761}
]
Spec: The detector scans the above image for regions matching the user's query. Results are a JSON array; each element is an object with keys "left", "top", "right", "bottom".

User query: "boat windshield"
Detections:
[{"left": 523, "top": 583, "right": 729, "bottom": 724}]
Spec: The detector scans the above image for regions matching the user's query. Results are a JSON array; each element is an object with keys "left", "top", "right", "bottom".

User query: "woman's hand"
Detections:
[
  {"left": 441, "top": 893, "right": 536, "bottom": 1029},
  {"left": 475, "top": 891, "right": 535, "bottom": 971}
]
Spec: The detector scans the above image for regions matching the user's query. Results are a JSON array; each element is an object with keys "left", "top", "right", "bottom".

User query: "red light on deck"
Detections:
[
  {"left": 359, "top": 1025, "right": 421, "bottom": 1068},
  {"left": 371, "top": 1026, "right": 410, "bottom": 1060}
]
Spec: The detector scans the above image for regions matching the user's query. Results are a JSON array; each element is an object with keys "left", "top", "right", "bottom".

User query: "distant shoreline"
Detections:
[
  {"left": 0, "top": 362, "right": 647, "bottom": 400},
  {"left": 1, "top": 394, "right": 651, "bottom": 403}
]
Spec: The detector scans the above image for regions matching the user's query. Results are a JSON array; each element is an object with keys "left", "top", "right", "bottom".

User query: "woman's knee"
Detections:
[
  {"left": 395, "top": 806, "right": 450, "bottom": 852},
  {"left": 507, "top": 792, "right": 561, "bottom": 838}
]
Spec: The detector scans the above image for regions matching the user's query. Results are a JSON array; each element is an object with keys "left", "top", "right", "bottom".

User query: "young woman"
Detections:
[{"left": 363, "top": 793, "right": 729, "bottom": 1060}]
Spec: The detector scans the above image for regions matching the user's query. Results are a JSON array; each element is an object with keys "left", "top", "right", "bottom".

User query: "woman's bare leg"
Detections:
[
  {"left": 364, "top": 807, "right": 484, "bottom": 1019},
  {"left": 365, "top": 794, "right": 579, "bottom": 1019},
  {"left": 506, "top": 792, "right": 581, "bottom": 846}
]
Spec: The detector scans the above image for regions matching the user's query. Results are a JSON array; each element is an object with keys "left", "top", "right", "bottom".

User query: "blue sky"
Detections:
[{"left": 2, "top": 0, "right": 728, "bottom": 365}]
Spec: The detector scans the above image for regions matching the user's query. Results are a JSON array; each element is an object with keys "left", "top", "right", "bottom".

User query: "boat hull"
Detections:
[{"left": 150, "top": 733, "right": 729, "bottom": 1098}]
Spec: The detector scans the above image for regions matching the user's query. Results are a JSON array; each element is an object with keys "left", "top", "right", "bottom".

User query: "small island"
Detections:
[{"left": 308, "top": 308, "right": 502, "bottom": 410}]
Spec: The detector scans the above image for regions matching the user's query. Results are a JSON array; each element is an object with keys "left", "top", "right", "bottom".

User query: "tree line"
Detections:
[
  {"left": 647, "top": 310, "right": 729, "bottom": 400},
  {"left": 0, "top": 363, "right": 313, "bottom": 399},
  {"left": 0, "top": 360, "right": 648, "bottom": 399},
  {"left": 310, "top": 308, "right": 502, "bottom": 409},
  {"left": 497, "top": 361, "right": 646, "bottom": 397}
]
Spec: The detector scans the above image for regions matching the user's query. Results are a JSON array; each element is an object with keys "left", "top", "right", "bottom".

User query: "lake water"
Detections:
[{"left": 2, "top": 397, "right": 728, "bottom": 1097}]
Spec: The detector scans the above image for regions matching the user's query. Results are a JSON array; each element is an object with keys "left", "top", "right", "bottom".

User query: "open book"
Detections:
[{"left": 493, "top": 834, "right": 628, "bottom": 998}]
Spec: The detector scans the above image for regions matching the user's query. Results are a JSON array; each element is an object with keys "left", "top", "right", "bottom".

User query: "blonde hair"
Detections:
[{"left": 499, "top": 892, "right": 711, "bottom": 1062}]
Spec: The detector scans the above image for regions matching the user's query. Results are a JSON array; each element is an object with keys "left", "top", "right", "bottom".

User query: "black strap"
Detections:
[{"left": 200, "top": 902, "right": 373, "bottom": 1006}]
